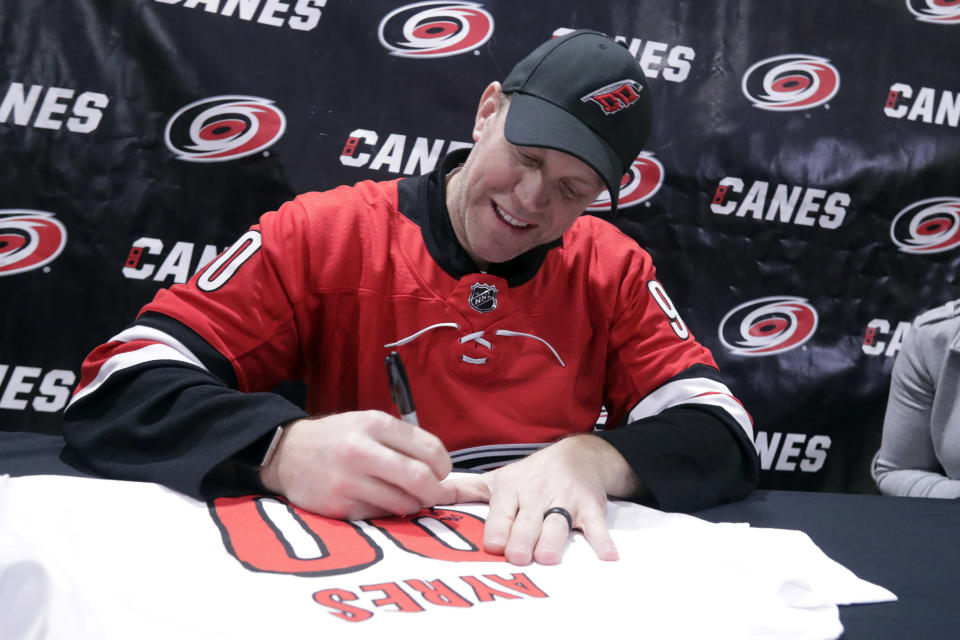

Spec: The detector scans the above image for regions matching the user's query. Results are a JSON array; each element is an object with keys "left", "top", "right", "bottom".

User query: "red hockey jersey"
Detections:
[{"left": 65, "top": 151, "right": 756, "bottom": 508}]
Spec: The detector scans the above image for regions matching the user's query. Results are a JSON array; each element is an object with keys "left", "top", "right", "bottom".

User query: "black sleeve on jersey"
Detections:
[
  {"left": 62, "top": 312, "right": 309, "bottom": 499},
  {"left": 595, "top": 404, "right": 760, "bottom": 512}
]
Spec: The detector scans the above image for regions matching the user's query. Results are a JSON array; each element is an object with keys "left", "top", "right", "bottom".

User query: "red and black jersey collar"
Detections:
[{"left": 396, "top": 148, "right": 561, "bottom": 288}]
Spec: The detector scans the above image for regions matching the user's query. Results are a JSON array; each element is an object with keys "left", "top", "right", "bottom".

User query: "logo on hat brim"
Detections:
[{"left": 580, "top": 79, "right": 645, "bottom": 115}]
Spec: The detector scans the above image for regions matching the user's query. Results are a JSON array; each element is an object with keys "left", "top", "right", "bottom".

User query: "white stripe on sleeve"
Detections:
[
  {"left": 69, "top": 327, "right": 209, "bottom": 407},
  {"left": 627, "top": 377, "right": 753, "bottom": 439},
  {"left": 110, "top": 325, "right": 205, "bottom": 368}
]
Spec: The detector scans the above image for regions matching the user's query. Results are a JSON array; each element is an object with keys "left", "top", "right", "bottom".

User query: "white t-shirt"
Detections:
[{"left": 0, "top": 474, "right": 894, "bottom": 640}]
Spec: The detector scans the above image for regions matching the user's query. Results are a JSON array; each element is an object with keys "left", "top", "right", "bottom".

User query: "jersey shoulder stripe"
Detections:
[
  {"left": 70, "top": 337, "right": 207, "bottom": 407},
  {"left": 69, "top": 315, "right": 232, "bottom": 409},
  {"left": 625, "top": 370, "right": 754, "bottom": 440}
]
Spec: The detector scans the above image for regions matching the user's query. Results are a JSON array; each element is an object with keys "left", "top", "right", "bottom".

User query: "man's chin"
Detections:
[{"left": 475, "top": 246, "right": 525, "bottom": 267}]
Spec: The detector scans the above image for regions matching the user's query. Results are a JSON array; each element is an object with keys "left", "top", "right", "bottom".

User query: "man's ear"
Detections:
[{"left": 472, "top": 81, "right": 503, "bottom": 142}]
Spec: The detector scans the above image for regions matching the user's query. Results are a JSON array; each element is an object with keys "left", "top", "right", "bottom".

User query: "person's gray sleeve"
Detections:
[{"left": 871, "top": 323, "right": 960, "bottom": 498}]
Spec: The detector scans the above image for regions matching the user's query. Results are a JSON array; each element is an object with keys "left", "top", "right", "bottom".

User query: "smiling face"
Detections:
[{"left": 446, "top": 82, "right": 605, "bottom": 270}]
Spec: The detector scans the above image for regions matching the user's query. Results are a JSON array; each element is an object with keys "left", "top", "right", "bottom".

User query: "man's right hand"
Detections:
[{"left": 258, "top": 410, "right": 452, "bottom": 520}]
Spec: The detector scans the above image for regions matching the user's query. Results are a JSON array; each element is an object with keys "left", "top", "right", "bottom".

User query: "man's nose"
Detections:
[{"left": 515, "top": 168, "right": 550, "bottom": 211}]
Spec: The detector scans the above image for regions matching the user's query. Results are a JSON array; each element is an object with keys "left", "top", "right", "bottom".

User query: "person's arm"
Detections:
[
  {"left": 63, "top": 313, "right": 452, "bottom": 510},
  {"left": 443, "top": 240, "right": 758, "bottom": 564},
  {"left": 62, "top": 311, "right": 309, "bottom": 497},
  {"left": 595, "top": 374, "right": 758, "bottom": 512},
  {"left": 64, "top": 193, "right": 452, "bottom": 511},
  {"left": 871, "top": 320, "right": 960, "bottom": 498},
  {"left": 63, "top": 205, "right": 312, "bottom": 496},
  {"left": 592, "top": 240, "right": 758, "bottom": 512},
  {"left": 442, "top": 386, "right": 757, "bottom": 566}
]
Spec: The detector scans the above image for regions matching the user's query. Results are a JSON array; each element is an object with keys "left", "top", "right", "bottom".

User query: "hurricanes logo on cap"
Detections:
[
  {"left": 741, "top": 55, "right": 840, "bottom": 111},
  {"left": 378, "top": 1, "right": 494, "bottom": 58},
  {"left": 165, "top": 96, "right": 286, "bottom": 162},
  {"left": 587, "top": 152, "right": 664, "bottom": 212},
  {"left": 891, "top": 197, "right": 960, "bottom": 254},
  {"left": 906, "top": 0, "right": 960, "bottom": 23},
  {"left": 581, "top": 80, "right": 644, "bottom": 115},
  {"left": 468, "top": 282, "right": 498, "bottom": 313},
  {"left": 718, "top": 296, "right": 818, "bottom": 357},
  {"left": 0, "top": 210, "right": 67, "bottom": 277}
]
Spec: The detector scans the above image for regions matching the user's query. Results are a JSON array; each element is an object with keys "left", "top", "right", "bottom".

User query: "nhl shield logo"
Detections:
[{"left": 468, "top": 282, "right": 498, "bottom": 313}]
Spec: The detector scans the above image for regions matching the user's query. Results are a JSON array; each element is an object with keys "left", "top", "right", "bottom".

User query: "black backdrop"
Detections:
[{"left": 2, "top": 0, "right": 958, "bottom": 493}]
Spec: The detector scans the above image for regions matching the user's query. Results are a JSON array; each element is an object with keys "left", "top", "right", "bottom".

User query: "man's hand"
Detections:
[
  {"left": 259, "top": 411, "right": 452, "bottom": 520},
  {"left": 441, "top": 435, "right": 642, "bottom": 566}
]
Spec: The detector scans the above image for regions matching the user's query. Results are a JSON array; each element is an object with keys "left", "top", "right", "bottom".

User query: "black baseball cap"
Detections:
[{"left": 502, "top": 29, "right": 653, "bottom": 213}]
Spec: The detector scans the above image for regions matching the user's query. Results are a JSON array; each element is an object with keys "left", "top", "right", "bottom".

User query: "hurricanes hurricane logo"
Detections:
[
  {"left": 906, "top": 0, "right": 960, "bottom": 23},
  {"left": 741, "top": 54, "right": 840, "bottom": 111},
  {"left": 0, "top": 210, "right": 67, "bottom": 276},
  {"left": 890, "top": 197, "right": 960, "bottom": 254},
  {"left": 164, "top": 96, "right": 286, "bottom": 162},
  {"left": 378, "top": 1, "right": 494, "bottom": 58},
  {"left": 587, "top": 152, "right": 664, "bottom": 212},
  {"left": 719, "top": 296, "right": 819, "bottom": 356}
]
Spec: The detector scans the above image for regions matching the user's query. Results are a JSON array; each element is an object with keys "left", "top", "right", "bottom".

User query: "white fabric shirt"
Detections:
[{"left": 0, "top": 474, "right": 894, "bottom": 640}]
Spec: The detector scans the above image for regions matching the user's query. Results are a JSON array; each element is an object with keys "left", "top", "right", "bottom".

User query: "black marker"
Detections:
[{"left": 385, "top": 351, "right": 419, "bottom": 426}]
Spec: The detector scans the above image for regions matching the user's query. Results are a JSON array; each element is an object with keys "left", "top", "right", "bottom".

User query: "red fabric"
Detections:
[{"left": 103, "top": 179, "right": 717, "bottom": 452}]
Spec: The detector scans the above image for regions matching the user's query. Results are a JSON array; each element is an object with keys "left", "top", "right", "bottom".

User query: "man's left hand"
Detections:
[{"left": 440, "top": 434, "right": 641, "bottom": 565}]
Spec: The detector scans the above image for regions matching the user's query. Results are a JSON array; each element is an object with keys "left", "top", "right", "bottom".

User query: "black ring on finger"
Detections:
[{"left": 543, "top": 506, "right": 573, "bottom": 531}]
